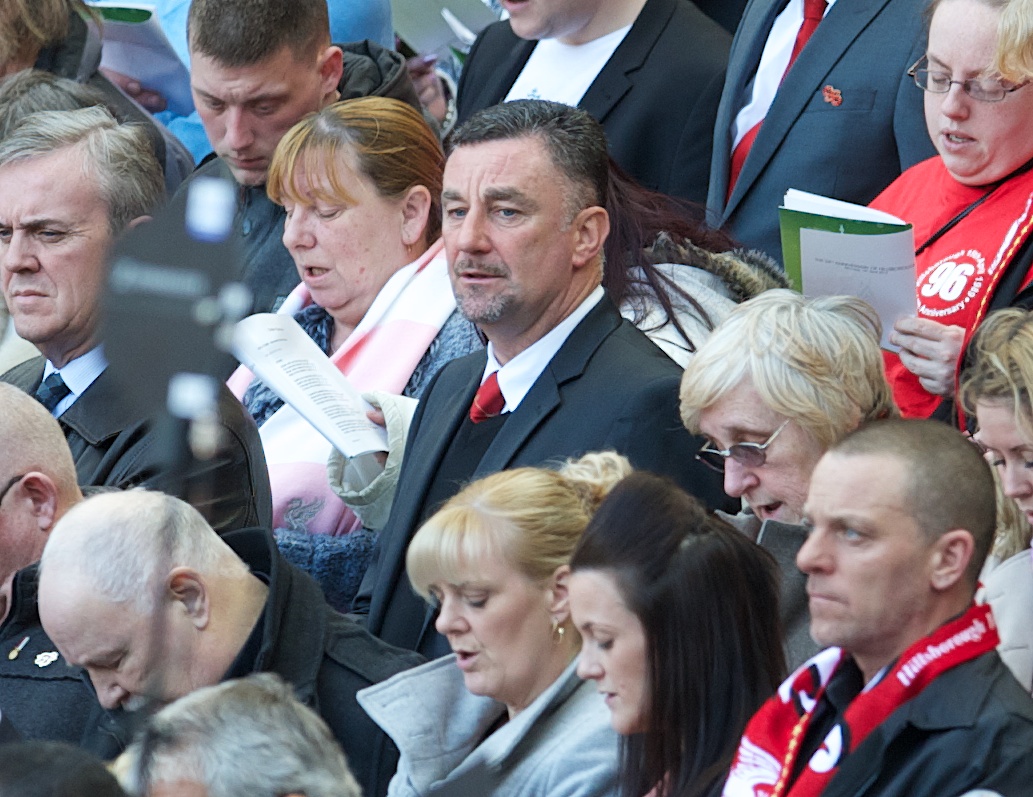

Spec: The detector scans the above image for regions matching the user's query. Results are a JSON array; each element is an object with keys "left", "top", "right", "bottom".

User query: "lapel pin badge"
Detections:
[
  {"left": 822, "top": 85, "right": 843, "bottom": 107},
  {"left": 35, "top": 651, "right": 59, "bottom": 668},
  {"left": 7, "top": 636, "right": 28, "bottom": 661}
]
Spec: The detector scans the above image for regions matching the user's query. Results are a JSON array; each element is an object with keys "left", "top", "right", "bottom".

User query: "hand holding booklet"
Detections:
[
  {"left": 233, "top": 315, "right": 388, "bottom": 470},
  {"left": 87, "top": 2, "right": 195, "bottom": 116},
  {"left": 779, "top": 189, "right": 918, "bottom": 351}
]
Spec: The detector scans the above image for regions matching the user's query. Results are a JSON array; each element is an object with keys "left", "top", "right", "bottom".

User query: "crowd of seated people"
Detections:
[{"left": 5, "top": 0, "right": 1033, "bottom": 794}]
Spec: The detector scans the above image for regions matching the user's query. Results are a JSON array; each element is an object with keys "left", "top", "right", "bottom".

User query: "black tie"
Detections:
[{"left": 35, "top": 372, "right": 71, "bottom": 413}]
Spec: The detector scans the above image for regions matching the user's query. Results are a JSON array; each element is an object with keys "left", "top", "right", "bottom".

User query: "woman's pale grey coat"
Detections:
[
  {"left": 357, "top": 655, "right": 619, "bottom": 797},
  {"left": 980, "top": 548, "right": 1033, "bottom": 693}
]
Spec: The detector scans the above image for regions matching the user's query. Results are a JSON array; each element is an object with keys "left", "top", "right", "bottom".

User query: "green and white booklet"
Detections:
[{"left": 779, "top": 189, "right": 917, "bottom": 351}]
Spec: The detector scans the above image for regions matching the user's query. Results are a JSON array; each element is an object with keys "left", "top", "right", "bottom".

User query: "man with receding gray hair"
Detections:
[
  {"left": 0, "top": 106, "right": 270, "bottom": 533},
  {"left": 37, "top": 489, "right": 421, "bottom": 797},
  {"left": 119, "top": 673, "right": 360, "bottom": 797}
]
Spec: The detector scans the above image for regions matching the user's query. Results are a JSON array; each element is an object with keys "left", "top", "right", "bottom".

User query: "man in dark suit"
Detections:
[
  {"left": 707, "top": 0, "right": 937, "bottom": 264},
  {"left": 0, "top": 106, "right": 271, "bottom": 534},
  {"left": 455, "top": 0, "right": 730, "bottom": 205},
  {"left": 696, "top": 0, "right": 751, "bottom": 33},
  {"left": 353, "top": 100, "right": 728, "bottom": 656}
]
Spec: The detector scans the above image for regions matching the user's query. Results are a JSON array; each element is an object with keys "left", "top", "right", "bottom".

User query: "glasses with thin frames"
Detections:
[
  {"left": 695, "top": 420, "right": 790, "bottom": 474},
  {"left": 908, "top": 57, "right": 1028, "bottom": 102},
  {"left": 0, "top": 474, "right": 25, "bottom": 505}
]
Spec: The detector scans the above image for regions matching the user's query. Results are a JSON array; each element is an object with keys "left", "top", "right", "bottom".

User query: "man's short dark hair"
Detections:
[
  {"left": 0, "top": 741, "right": 126, "bottom": 797},
  {"left": 446, "top": 100, "right": 609, "bottom": 219},
  {"left": 187, "top": 0, "right": 330, "bottom": 67},
  {"left": 831, "top": 419, "right": 996, "bottom": 582}
]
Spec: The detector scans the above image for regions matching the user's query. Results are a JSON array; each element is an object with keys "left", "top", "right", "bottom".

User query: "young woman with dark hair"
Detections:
[{"left": 568, "top": 472, "right": 786, "bottom": 797}]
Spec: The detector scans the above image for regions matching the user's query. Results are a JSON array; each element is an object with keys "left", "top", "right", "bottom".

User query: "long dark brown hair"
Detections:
[
  {"left": 571, "top": 473, "right": 786, "bottom": 797},
  {"left": 602, "top": 159, "right": 739, "bottom": 354}
]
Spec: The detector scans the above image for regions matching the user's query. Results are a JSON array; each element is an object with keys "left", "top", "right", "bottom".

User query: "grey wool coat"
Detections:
[{"left": 358, "top": 656, "right": 619, "bottom": 797}]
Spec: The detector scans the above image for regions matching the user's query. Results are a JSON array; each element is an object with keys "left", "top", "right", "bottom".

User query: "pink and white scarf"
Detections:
[{"left": 228, "top": 239, "right": 456, "bottom": 536}]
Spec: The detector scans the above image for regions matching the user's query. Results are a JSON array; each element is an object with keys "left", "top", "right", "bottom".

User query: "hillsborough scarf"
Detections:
[{"left": 722, "top": 603, "right": 998, "bottom": 797}]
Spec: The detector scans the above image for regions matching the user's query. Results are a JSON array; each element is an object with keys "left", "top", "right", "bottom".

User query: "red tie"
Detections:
[
  {"left": 727, "top": 0, "right": 828, "bottom": 198},
  {"left": 469, "top": 372, "right": 505, "bottom": 424}
]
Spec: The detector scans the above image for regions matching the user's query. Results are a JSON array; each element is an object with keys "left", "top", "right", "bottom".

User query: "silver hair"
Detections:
[
  {"left": 679, "top": 289, "right": 897, "bottom": 448},
  {"left": 0, "top": 105, "right": 162, "bottom": 233},
  {"left": 121, "top": 673, "right": 360, "bottom": 797},
  {"left": 39, "top": 489, "right": 250, "bottom": 612}
]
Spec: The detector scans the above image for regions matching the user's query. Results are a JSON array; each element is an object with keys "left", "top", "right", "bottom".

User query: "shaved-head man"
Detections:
[{"left": 723, "top": 420, "right": 1033, "bottom": 797}]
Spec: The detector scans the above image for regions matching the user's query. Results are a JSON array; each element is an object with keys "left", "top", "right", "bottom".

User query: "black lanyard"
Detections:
[{"left": 915, "top": 159, "right": 1033, "bottom": 256}]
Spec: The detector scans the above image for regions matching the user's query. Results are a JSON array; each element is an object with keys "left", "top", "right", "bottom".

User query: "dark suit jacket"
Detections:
[
  {"left": 1, "top": 357, "right": 272, "bottom": 534},
  {"left": 707, "top": 0, "right": 937, "bottom": 263},
  {"left": 355, "top": 296, "right": 730, "bottom": 652},
  {"left": 456, "top": 0, "right": 731, "bottom": 204},
  {"left": 80, "top": 529, "right": 423, "bottom": 797},
  {"left": 695, "top": 0, "right": 751, "bottom": 33}
]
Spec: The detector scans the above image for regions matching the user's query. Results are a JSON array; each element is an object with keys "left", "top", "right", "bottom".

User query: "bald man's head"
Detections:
[{"left": 0, "top": 382, "right": 81, "bottom": 620}]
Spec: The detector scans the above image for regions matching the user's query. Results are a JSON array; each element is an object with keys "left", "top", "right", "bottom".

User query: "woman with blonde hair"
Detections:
[
  {"left": 358, "top": 452, "right": 631, "bottom": 797},
  {"left": 960, "top": 307, "right": 1033, "bottom": 692},
  {"left": 229, "top": 97, "right": 481, "bottom": 609}
]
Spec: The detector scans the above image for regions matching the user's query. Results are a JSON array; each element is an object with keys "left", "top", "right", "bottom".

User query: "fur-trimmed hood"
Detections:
[{"left": 645, "top": 233, "right": 789, "bottom": 302}]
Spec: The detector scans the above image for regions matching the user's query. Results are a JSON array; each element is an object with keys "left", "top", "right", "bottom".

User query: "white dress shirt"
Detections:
[{"left": 480, "top": 286, "right": 604, "bottom": 413}]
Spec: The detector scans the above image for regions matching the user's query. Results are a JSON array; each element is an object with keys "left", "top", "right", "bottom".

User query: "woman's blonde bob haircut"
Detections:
[
  {"left": 267, "top": 97, "right": 445, "bottom": 243},
  {"left": 680, "top": 290, "right": 897, "bottom": 449},
  {"left": 407, "top": 452, "right": 631, "bottom": 600}
]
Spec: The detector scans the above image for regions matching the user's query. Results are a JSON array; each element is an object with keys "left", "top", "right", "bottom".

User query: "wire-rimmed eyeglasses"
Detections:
[
  {"left": 695, "top": 420, "right": 790, "bottom": 474},
  {"left": 908, "top": 57, "right": 1028, "bottom": 102}
]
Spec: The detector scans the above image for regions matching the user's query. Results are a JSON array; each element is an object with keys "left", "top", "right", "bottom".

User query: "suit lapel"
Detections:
[
  {"left": 468, "top": 28, "right": 536, "bottom": 112},
  {"left": 474, "top": 297, "right": 621, "bottom": 476},
  {"left": 579, "top": 0, "right": 673, "bottom": 122},
  {"left": 712, "top": 0, "right": 788, "bottom": 212},
  {"left": 726, "top": 0, "right": 893, "bottom": 214},
  {"left": 402, "top": 359, "right": 482, "bottom": 508}
]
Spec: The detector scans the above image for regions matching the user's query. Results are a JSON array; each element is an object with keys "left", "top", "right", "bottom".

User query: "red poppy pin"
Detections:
[{"left": 822, "top": 85, "right": 843, "bottom": 106}]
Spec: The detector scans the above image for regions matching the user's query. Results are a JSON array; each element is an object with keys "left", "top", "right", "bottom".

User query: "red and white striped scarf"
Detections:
[{"left": 722, "top": 603, "right": 998, "bottom": 797}]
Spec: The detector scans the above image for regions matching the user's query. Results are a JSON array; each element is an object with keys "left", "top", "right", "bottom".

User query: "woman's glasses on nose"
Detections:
[{"left": 695, "top": 420, "right": 790, "bottom": 474}]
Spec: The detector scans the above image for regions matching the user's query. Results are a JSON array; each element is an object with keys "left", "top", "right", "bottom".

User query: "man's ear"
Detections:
[
  {"left": 400, "top": 185, "right": 433, "bottom": 248},
  {"left": 929, "top": 529, "right": 975, "bottom": 591},
  {"left": 570, "top": 206, "right": 609, "bottom": 270},
  {"left": 167, "top": 567, "right": 211, "bottom": 629},
  {"left": 126, "top": 215, "right": 152, "bottom": 231},
  {"left": 18, "top": 472, "right": 61, "bottom": 535},
  {"left": 318, "top": 46, "right": 345, "bottom": 100},
  {"left": 548, "top": 564, "right": 571, "bottom": 620}
]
